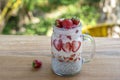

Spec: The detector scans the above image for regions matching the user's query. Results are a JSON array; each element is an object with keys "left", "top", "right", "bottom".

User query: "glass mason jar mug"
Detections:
[{"left": 51, "top": 24, "right": 95, "bottom": 76}]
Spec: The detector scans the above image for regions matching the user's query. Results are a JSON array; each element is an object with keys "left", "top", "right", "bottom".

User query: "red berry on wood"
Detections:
[{"left": 32, "top": 59, "right": 42, "bottom": 69}]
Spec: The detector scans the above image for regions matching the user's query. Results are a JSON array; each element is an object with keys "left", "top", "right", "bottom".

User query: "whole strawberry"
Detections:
[
  {"left": 71, "top": 17, "right": 80, "bottom": 25},
  {"left": 55, "top": 19, "right": 63, "bottom": 28},
  {"left": 32, "top": 59, "right": 42, "bottom": 69},
  {"left": 62, "top": 19, "right": 73, "bottom": 29}
]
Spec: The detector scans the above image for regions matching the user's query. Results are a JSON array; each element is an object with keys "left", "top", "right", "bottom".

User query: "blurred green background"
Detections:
[{"left": 0, "top": 0, "right": 120, "bottom": 37}]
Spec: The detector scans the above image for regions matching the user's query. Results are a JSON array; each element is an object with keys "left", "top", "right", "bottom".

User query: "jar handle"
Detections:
[{"left": 82, "top": 34, "right": 96, "bottom": 63}]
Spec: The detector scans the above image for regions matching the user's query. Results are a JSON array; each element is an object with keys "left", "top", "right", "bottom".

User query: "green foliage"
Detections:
[
  {"left": 2, "top": 16, "right": 19, "bottom": 34},
  {"left": 23, "top": 0, "right": 41, "bottom": 11},
  {"left": 84, "top": 0, "right": 101, "bottom": 3},
  {"left": 2, "top": 0, "right": 100, "bottom": 35},
  {"left": 60, "top": 5, "right": 99, "bottom": 26},
  {"left": 19, "top": 18, "right": 53, "bottom": 35},
  {"left": 49, "top": 0, "right": 79, "bottom": 5}
]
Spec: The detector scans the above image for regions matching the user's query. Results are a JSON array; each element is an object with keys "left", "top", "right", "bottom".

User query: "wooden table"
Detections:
[{"left": 0, "top": 35, "right": 120, "bottom": 80}]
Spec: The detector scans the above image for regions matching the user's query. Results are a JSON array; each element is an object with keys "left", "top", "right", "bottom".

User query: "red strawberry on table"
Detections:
[
  {"left": 62, "top": 42, "right": 72, "bottom": 53},
  {"left": 32, "top": 59, "right": 42, "bottom": 69},
  {"left": 72, "top": 40, "right": 81, "bottom": 52},
  {"left": 62, "top": 19, "right": 73, "bottom": 29},
  {"left": 53, "top": 39, "right": 62, "bottom": 51}
]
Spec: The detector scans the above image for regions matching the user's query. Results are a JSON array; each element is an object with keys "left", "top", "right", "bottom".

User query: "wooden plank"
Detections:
[
  {"left": 0, "top": 55, "right": 119, "bottom": 80},
  {"left": 0, "top": 36, "right": 51, "bottom": 56},
  {"left": 0, "top": 36, "right": 120, "bottom": 80}
]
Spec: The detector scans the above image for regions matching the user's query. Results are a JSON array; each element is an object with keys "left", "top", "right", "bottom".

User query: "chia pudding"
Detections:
[{"left": 52, "top": 57, "right": 83, "bottom": 76}]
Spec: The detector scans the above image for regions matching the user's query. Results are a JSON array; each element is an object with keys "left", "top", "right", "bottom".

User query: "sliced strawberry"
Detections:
[
  {"left": 71, "top": 17, "right": 80, "bottom": 25},
  {"left": 55, "top": 19, "right": 63, "bottom": 28},
  {"left": 72, "top": 40, "right": 81, "bottom": 52},
  {"left": 62, "top": 42, "right": 72, "bottom": 53},
  {"left": 53, "top": 39, "right": 62, "bottom": 51},
  {"left": 70, "top": 54, "right": 76, "bottom": 57},
  {"left": 62, "top": 19, "right": 73, "bottom": 29},
  {"left": 69, "top": 57, "right": 73, "bottom": 60},
  {"left": 66, "top": 35, "right": 71, "bottom": 40}
]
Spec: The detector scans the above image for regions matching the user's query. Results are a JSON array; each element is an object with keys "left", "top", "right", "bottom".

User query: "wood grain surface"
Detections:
[{"left": 0, "top": 35, "right": 120, "bottom": 80}]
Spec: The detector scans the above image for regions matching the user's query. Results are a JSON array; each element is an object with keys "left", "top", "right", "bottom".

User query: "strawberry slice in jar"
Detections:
[
  {"left": 62, "top": 42, "right": 72, "bottom": 53},
  {"left": 72, "top": 40, "right": 81, "bottom": 52},
  {"left": 53, "top": 39, "right": 62, "bottom": 51}
]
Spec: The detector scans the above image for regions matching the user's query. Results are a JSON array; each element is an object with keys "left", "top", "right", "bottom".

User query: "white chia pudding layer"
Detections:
[{"left": 52, "top": 58, "right": 83, "bottom": 76}]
